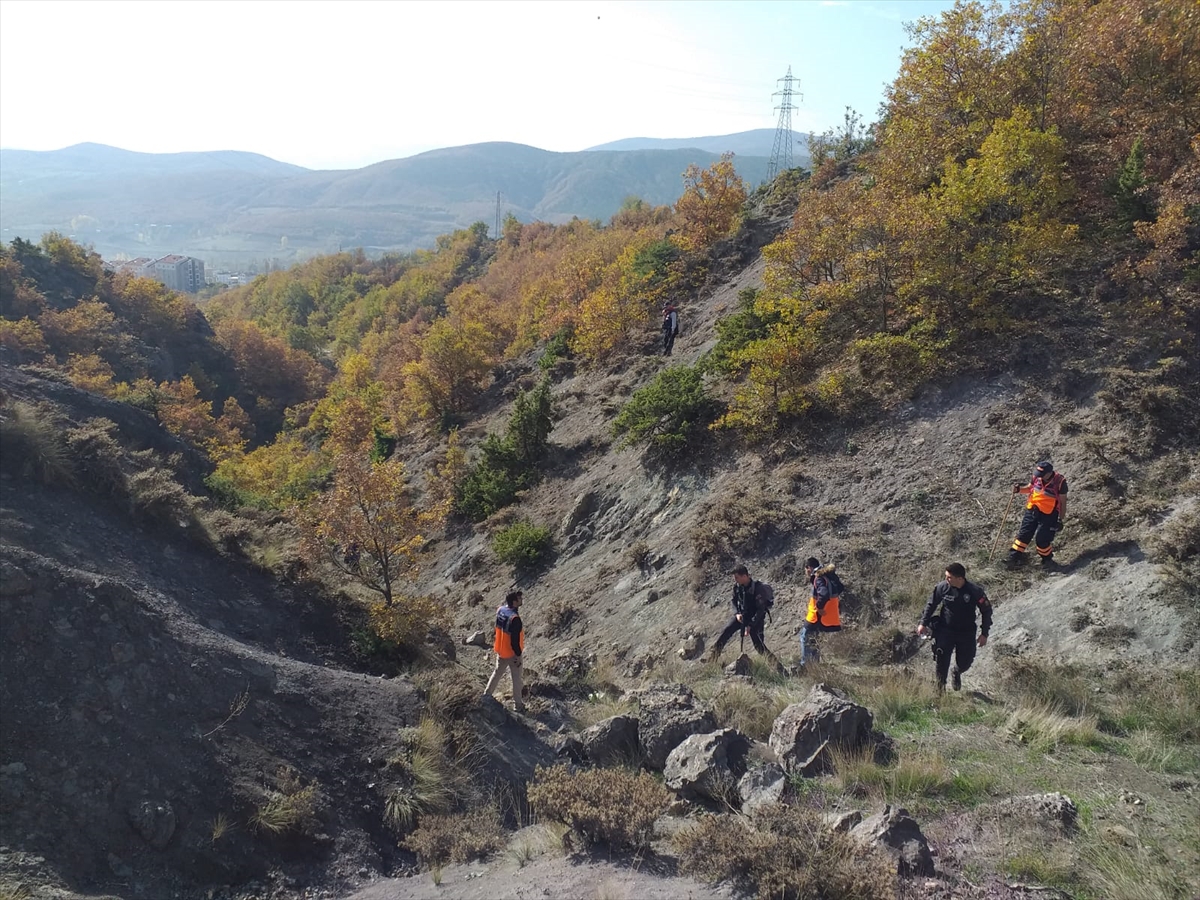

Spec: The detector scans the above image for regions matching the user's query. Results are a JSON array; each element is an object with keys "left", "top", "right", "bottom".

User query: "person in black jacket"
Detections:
[
  {"left": 707, "top": 566, "right": 783, "bottom": 670},
  {"left": 917, "top": 562, "right": 992, "bottom": 692}
]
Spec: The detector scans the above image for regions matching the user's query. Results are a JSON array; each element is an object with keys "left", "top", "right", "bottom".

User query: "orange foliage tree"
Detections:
[{"left": 674, "top": 153, "right": 748, "bottom": 252}]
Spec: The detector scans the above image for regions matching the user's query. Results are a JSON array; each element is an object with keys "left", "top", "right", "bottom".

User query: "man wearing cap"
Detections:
[
  {"left": 1008, "top": 460, "right": 1068, "bottom": 566},
  {"left": 483, "top": 590, "right": 526, "bottom": 713}
]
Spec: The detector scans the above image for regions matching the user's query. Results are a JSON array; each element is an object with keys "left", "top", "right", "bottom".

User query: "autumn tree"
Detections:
[
  {"left": 297, "top": 453, "right": 425, "bottom": 606},
  {"left": 674, "top": 153, "right": 748, "bottom": 252}
]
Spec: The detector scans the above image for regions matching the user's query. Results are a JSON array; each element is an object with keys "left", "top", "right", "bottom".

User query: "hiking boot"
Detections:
[
  {"left": 936, "top": 678, "right": 946, "bottom": 695},
  {"left": 951, "top": 668, "right": 962, "bottom": 691},
  {"left": 1039, "top": 554, "right": 1058, "bottom": 568},
  {"left": 1006, "top": 550, "right": 1027, "bottom": 566}
]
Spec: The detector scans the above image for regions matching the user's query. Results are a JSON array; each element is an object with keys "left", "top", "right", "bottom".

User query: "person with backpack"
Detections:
[
  {"left": 707, "top": 565, "right": 784, "bottom": 670},
  {"left": 1007, "top": 459, "right": 1068, "bottom": 567},
  {"left": 661, "top": 304, "right": 680, "bottom": 356},
  {"left": 800, "top": 557, "right": 843, "bottom": 666},
  {"left": 483, "top": 590, "right": 526, "bottom": 713},
  {"left": 917, "top": 562, "right": 992, "bottom": 693}
]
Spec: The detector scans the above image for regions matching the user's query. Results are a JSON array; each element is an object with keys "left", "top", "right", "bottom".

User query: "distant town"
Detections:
[{"left": 105, "top": 254, "right": 256, "bottom": 293}]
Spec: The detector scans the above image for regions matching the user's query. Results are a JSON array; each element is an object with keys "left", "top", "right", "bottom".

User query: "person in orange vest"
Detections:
[
  {"left": 483, "top": 591, "right": 526, "bottom": 713},
  {"left": 800, "top": 557, "right": 842, "bottom": 666},
  {"left": 1007, "top": 460, "right": 1068, "bottom": 566}
]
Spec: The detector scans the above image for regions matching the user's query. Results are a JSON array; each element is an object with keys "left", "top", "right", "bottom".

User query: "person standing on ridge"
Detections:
[
  {"left": 483, "top": 590, "right": 526, "bottom": 713},
  {"left": 707, "top": 566, "right": 783, "bottom": 670},
  {"left": 800, "top": 557, "right": 843, "bottom": 666},
  {"left": 917, "top": 563, "right": 992, "bottom": 692},
  {"left": 662, "top": 304, "right": 680, "bottom": 356},
  {"left": 1008, "top": 460, "right": 1068, "bottom": 567}
]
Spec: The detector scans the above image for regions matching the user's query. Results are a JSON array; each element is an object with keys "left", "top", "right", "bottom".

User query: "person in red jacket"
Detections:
[{"left": 483, "top": 591, "right": 525, "bottom": 713}]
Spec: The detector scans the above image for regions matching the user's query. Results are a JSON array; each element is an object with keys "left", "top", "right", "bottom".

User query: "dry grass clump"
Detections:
[
  {"left": 627, "top": 539, "right": 651, "bottom": 570},
  {"left": 830, "top": 746, "right": 996, "bottom": 806},
  {"left": 711, "top": 680, "right": 791, "bottom": 742},
  {"left": 385, "top": 713, "right": 481, "bottom": 834},
  {"left": 1079, "top": 828, "right": 1194, "bottom": 900},
  {"left": 402, "top": 805, "right": 504, "bottom": 868},
  {"left": 0, "top": 400, "right": 73, "bottom": 486},
  {"left": 572, "top": 694, "right": 636, "bottom": 729},
  {"left": 1107, "top": 666, "right": 1200, "bottom": 744},
  {"left": 870, "top": 671, "right": 940, "bottom": 727},
  {"left": 689, "top": 489, "right": 792, "bottom": 571},
  {"left": 127, "top": 465, "right": 198, "bottom": 527},
  {"left": 674, "top": 806, "right": 895, "bottom": 900},
  {"left": 63, "top": 417, "right": 128, "bottom": 500},
  {"left": 541, "top": 596, "right": 579, "bottom": 637},
  {"left": 999, "top": 657, "right": 1093, "bottom": 716},
  {"left": 1006, "top": 701, "right": 1100, "bottom": 752},
  {"left": 250, "top": 784, "right": 318, "bottom": 836},
  {"left": 527, "top": 765, "right": 669, "bottom": 851}
]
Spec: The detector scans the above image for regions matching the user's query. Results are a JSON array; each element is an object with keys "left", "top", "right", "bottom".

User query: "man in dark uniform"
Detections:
[
  {"left": 1008, "top": 459, "right": 1068, "bottom": 566},
  {"left": 707, "top": 565, "right": 783, "bottom": 670},
  {"left": 917, "top": 562, "right": 992, "bottom": 692}
]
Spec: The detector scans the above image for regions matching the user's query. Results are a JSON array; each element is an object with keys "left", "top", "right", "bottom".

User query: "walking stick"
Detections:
[
  {"left": 740, "top": 627, "right": 745, "bottom": 654},
  {"left": 988, "top": 489, "right": 1018, "bottom": 562}
]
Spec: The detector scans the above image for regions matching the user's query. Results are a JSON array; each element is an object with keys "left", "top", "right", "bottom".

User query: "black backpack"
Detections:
[
  {"left": 818, "top": 569, "right": 845, "bottom": 598},
  {"left": 756, "top": 581, "right": 775, "bottom": 621}
]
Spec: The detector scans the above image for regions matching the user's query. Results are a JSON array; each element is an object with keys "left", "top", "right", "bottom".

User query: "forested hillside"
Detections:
[{"left": 1, "top": 2, "right": 1198, "bottom": 899}]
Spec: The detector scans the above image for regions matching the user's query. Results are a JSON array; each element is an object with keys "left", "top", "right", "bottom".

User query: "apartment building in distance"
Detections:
[{"left": 108, "top": 254, "right": 205, "bottom": 293}]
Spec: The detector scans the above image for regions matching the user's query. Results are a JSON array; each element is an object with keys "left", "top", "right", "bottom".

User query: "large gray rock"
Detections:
[
  {"left": 738, "top": 761, "right": 787, "bottom": 814},
  {"left": 991, "top": 792, "right": 1078, "bottom": 834},
  {"left": 463, "top": 630, "right": 489, "bottom": 648},
  {"left": 851, "top": 805, "right": 934, "bottom": 876},
  {"left": 665, "top": 729, "right": 751, "bottom": 805},
  {"left": 769, "top": 683, "right": 873, "bottom": 774},
  {"left": 724, "top": 653, "right": 753, "bottom": 677},
  {"left": 677, "top": 634, "right": 705, "bottom": 660},
  {"left": 580, "top": 715, "right": 640, "bottom": 767},
  {"left": 630, "top": 684, "right": 718, "bottom": 771}
]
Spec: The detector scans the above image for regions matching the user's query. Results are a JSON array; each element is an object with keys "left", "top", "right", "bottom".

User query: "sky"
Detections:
[{"left": 0, "top": 0, "right": 957, "bottom": 171}]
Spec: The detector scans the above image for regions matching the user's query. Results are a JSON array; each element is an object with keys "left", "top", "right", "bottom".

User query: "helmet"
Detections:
[{"left": 1035, "top": 460, "right": 1055, "bottom": 480}]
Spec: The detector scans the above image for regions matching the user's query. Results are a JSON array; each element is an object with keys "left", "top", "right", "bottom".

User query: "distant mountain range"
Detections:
[
  {"left": 0, "top": 133, "right": 806, "bottom": 267},
  {"left": 586, "top": 128, "right": 809, "bottom": 159}
]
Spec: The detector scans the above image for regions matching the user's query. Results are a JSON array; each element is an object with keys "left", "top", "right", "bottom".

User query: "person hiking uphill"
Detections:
[
  {"left": 483, "top": 591, "right": 526, "bottom": 713},
  {"left": 1008, "top": 460, "right": 1068, "bottom": 567},
  {"left": 800, "top": 557, "right": 842, "bottom": 666},
  {"left": 917, "top": 563, "right": 991, "bottom": 692},
  {"left": 707, "top": 566, "right": 783, "bottom": 670},
  {"left": 662, "top": 304, "right": 680, "bottom": 356}
]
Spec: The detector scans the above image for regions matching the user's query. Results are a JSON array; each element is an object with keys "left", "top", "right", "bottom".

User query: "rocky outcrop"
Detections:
[
  {"left": 990, "top": 792, "right": 1078, "bottom": 834},
  {"left": 629, "top": 684, "right": 717, "bottom": 771},
  {"left": 665, "top": 729, "right": 751, "bottom": 804},
  {"left": 676, "top": 634, "right": 705, "bottom": 660},
  {"left": 851, "top": 805, "right": 935, "bottom": 876},
  {"left": 768, "top": 684, "right": 873, "bottom": 774},
  {"left": 580, "top": 715, "right": 640, "bottom": 767},
  {"left": 724, "top": 654, "right": 753, "bottom": 676},
  {"left": 462, "top": 630, "right": 489, "bottom": 648}
]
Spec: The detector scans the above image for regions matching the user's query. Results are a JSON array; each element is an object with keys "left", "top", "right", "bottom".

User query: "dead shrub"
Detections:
[
  {"left": 674, "top": 806, "right": 895, "bottom": 900},
  {"left": 627, "top": 540, "right": 651, "bottom": 570},
  {"left": 527, "top": 765, "right": 669, "bottom": 851},
  {"left": 1149, "top": 506, "right": 1199, "bottom": 571},
  {"left": 402, "top": 805, "right": 504, "bottom": 868},
  {"left": 0, "top": 400, "right": 73, "bottom": 487},
  {"left": 63, "top": 417, "right": 128, "bottom": 501},
  {"left": 541, "top": 597, "right": 579, "bottom": 637},
  {"left": 691, "top": 489, "right": 792, "bottom": 571},
  {"left": 127, "top": 466, "right": 198, "bottom": 527}
]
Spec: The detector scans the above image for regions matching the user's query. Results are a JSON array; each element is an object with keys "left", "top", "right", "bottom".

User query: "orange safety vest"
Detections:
[
  {"left": 1027, "top": 472, "right": 1065, "bottom": 515},
  {"left": 805, "top": 570, "right": 842, "bottom": 629},
  {"left": 493, "top": 605, "right": 524, "bottom": 658}
]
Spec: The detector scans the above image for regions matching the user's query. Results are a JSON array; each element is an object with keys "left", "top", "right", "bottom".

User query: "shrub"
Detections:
[
  {"left": 250, "top": 784, "right": 318, "bottom": 836},
  {"left": 690, "top": 488, "right": 792, "bottom": 571},
  {"left": 612, "top": 365, "right": 718, "bottom": 458},
  {"left": 0, "top": 400, "right": 72, "bottom": 486},
  {"left": 627, "top": 539, "right": 651, "bottom": 569},
  {"left": 711, "top": 681, "right": 788, "bottom": 743},
  {"left": 541, "top": 597, "right": 578, "bottom": 637},
  {"left": 701, "top": 288, "right": 778, "bottom": 375},
  {"left": 64, "top": 418, "right": 128, "bottom": 501},
  {"left": 674, "top": 806, "right": 895, "bottom": 900},
  {"left": 538, "top": 325, "right": 574, "bottom": 371},
  {"left": 127, "top": 466, "right": 197, "bottom": 527},
  {"left": 403, "top": 806, "right": 504, "bottom": 868},
  {"left": 527, "top": 765, "right": 669, "bottom": 851},
  {"left": 368, "top": 594, "right": 451, "bottom": 651},
  {"left": 492, "top": 520, "right": 554, "bottom": 572}
]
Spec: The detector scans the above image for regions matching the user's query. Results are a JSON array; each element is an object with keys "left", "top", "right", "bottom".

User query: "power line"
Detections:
[{"left": 767, "top": 66, "right": 802, "bottom": 183}]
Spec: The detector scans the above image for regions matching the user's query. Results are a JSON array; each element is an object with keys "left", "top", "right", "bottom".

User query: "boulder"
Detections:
[
  {"left": 851, "top": 805, "right": 934, "bottom": 876},
  {"left": 724, "top": 653, "right": 753, "bottom": 676},
  {"left": 580, "top": 715, "right": 640, "bottom": 767},
  {"left": 823, "top": 809, "right": 863, "bottom": 833},
  {"left": 631, "top": 684, "right": 718, "bottom": 771},
  {"left": 991, "top": 792, "right": 1078, "bottom": 834},
  {"left": 677, "top": 634, "right": 705, "bottom": 660},
  {"left": 554, "top": 735, "right": 585, "bottom": 764},
  {"left": 560, "top": 490, "right": 600, "bottom": 537},
  {"left": 543, "top": 647, "right": 596, "bottom": 681},
  {"left": 665, "top": 729, "right": 751, "bottom": 804},
  {"left": 463, "top": 630, "right": 489, "bottom": 648},
  {"left": 129, "top": 799, "right": 175, "bottom": 850},
  {"left": 738, "top": 761, "right": 787, "bottom": 814},
  {"left": 768, "top": 684, "right": 873, "bottom": 774}
]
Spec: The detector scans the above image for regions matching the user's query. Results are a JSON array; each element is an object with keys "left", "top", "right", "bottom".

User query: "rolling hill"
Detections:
[
  {"left": 586, "top": 127, "right": 810, "bottom": 160},
  {"left": 0, "top": 140, "right": 774, "bottom": 268}
]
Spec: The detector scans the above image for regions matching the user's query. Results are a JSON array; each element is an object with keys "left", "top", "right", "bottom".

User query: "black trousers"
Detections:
[
  {"left": 663, "top": 328, "right": 677, "bottom": 356},
  {"left": 714, "top": 614, "right": 767, "bottom": 654},
  {"left": 1013, "top": 507, "right": 1059, "bottom": 557},
  {"left": 933, "top": 628, "right": 977, "bottom": 685}
]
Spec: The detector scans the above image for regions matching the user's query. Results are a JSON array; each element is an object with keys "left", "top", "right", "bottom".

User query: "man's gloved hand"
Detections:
[{"left": 1012, "top": 482, "right": 1023, "bottom": 494}]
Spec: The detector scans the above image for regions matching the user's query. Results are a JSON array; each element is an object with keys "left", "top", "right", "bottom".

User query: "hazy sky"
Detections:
[{"left": 0, "top": 0, "right": 956, "bottom": 170}]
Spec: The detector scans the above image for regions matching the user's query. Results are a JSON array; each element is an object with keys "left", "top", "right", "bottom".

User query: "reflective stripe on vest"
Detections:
[
  {"left": 1027, "top": 473, "right": 1064, "bottom": 515},
  {"left": 493, "top": 604, "right": 524, "bottom": 658}
]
